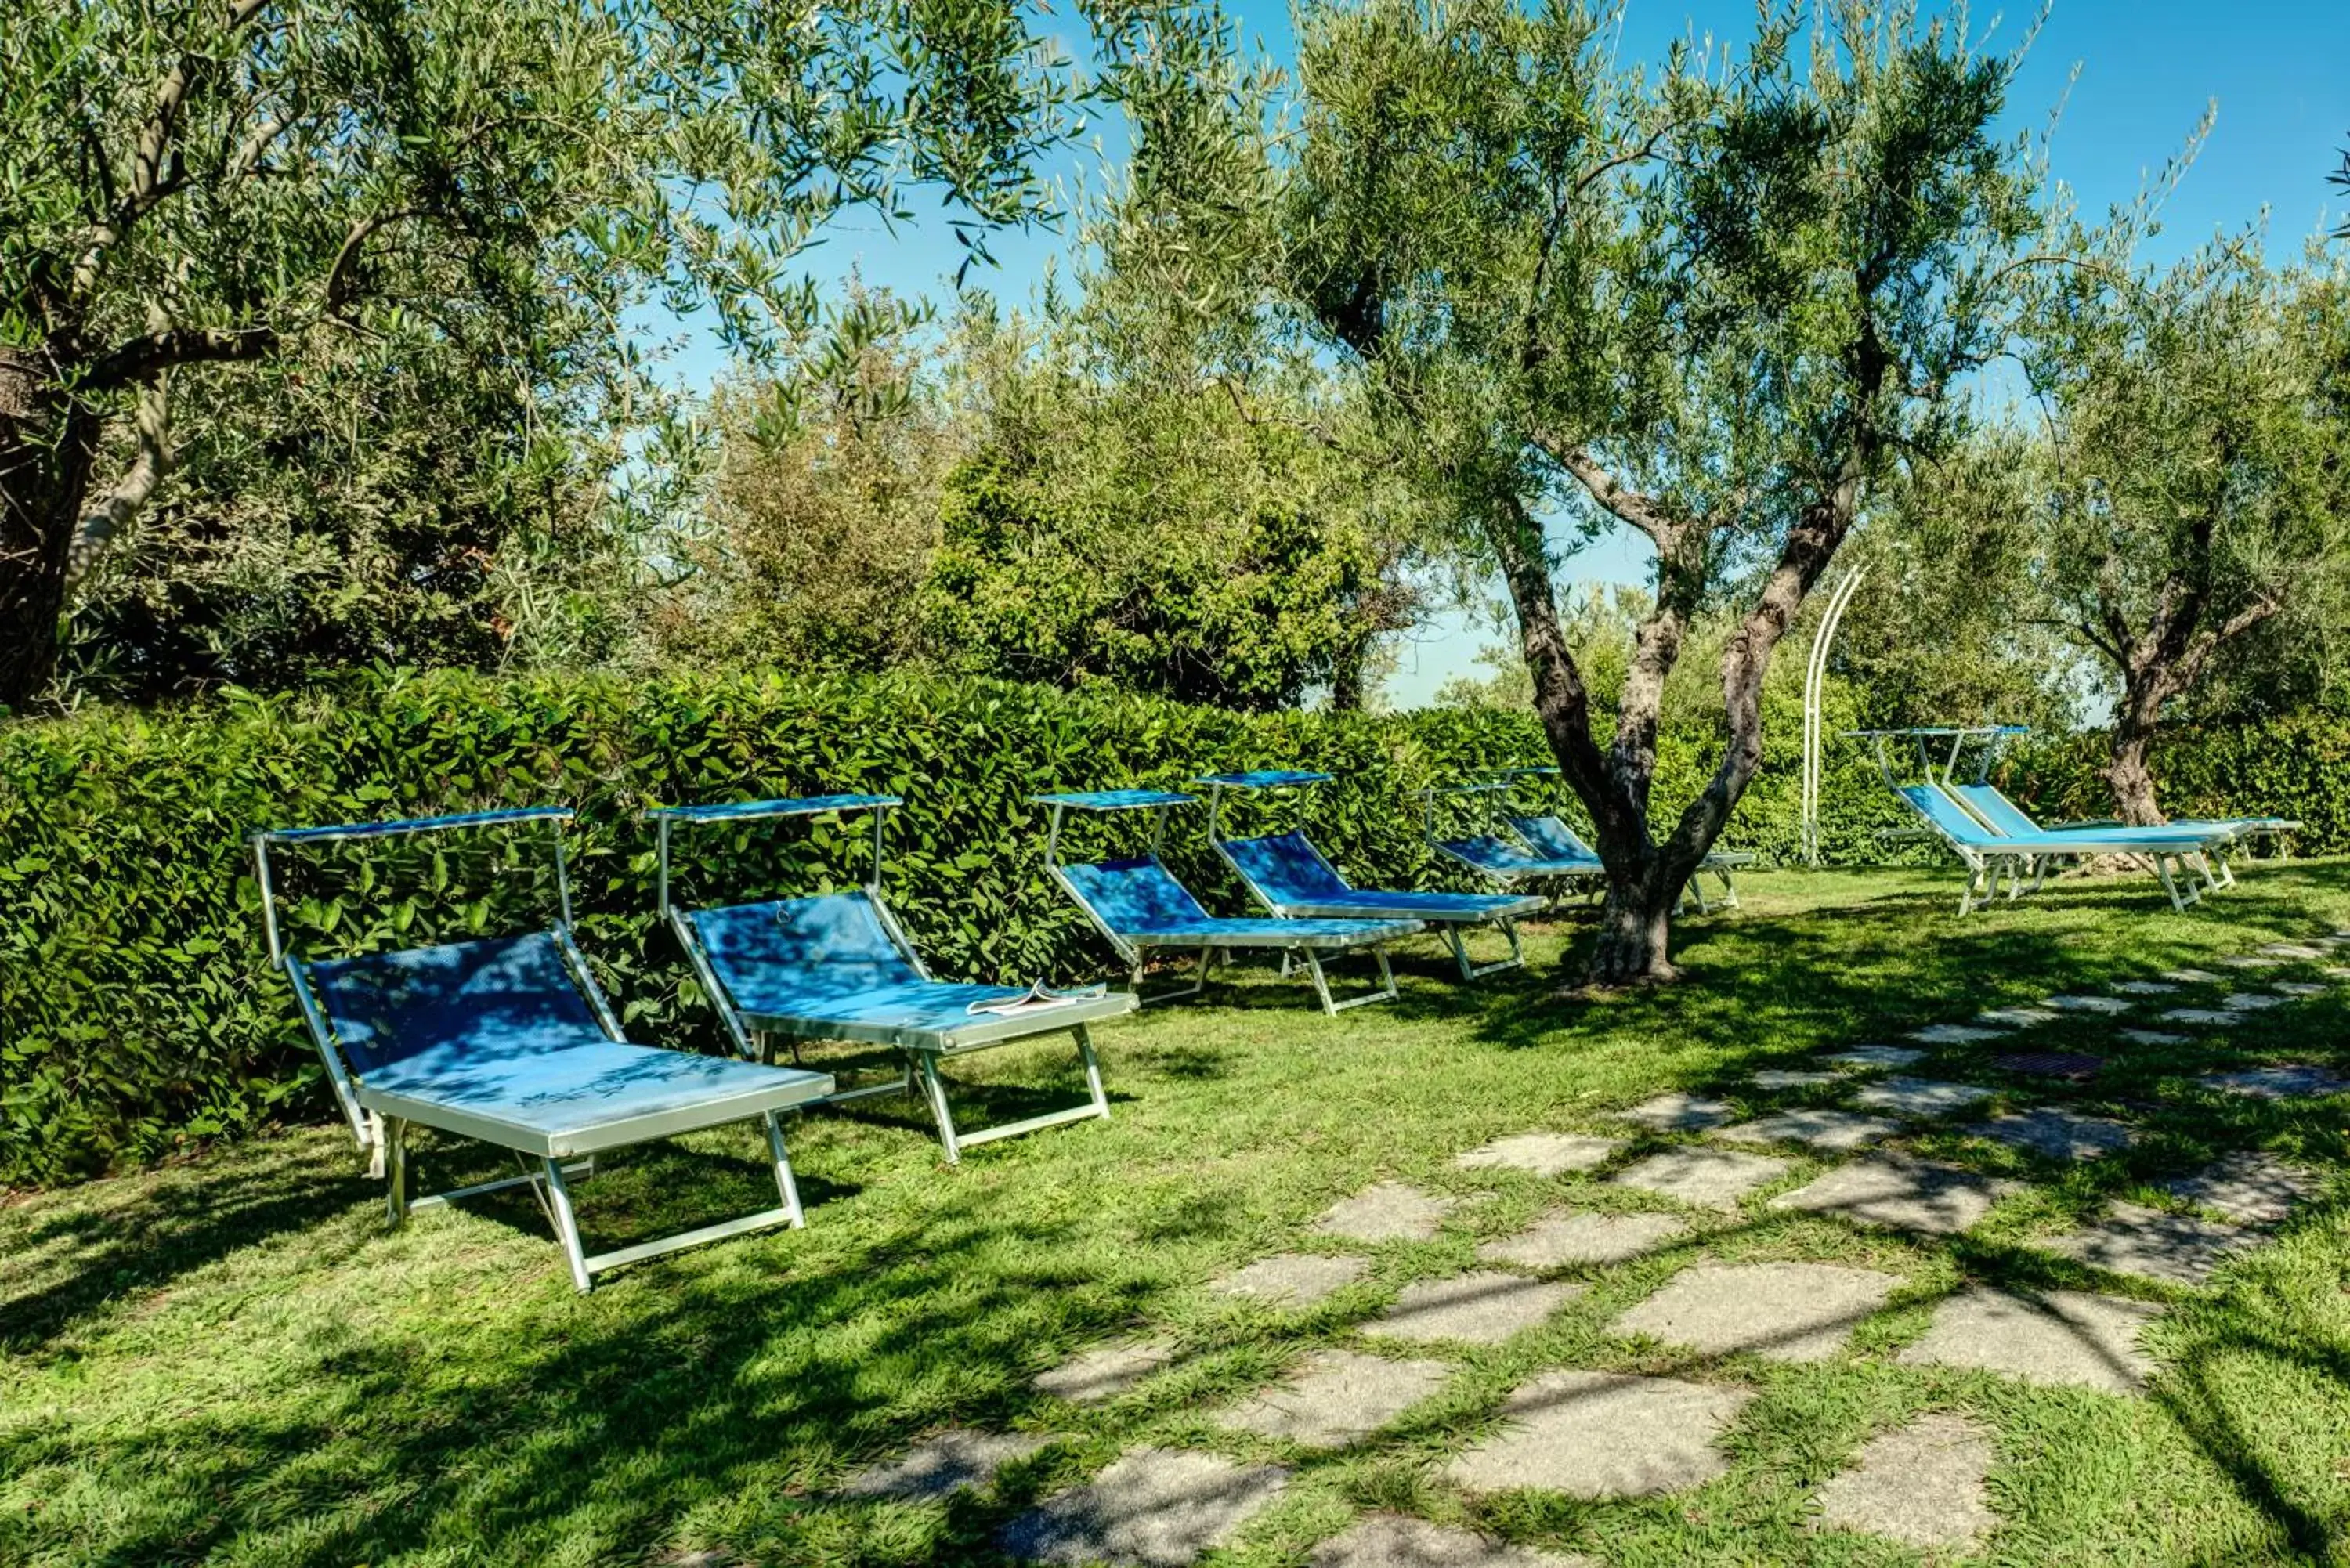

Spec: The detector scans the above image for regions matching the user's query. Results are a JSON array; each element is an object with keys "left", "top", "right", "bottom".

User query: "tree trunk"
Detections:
[
  {"left": 1588, "top": 856, "right": 1678, "bottom": 986},
  {"left": 0, "top": 350, "right": 98, "bottom": 710},
  {"left": 1329, "top": 635, "right": 1367, "bottom": 712},
  {"left": 2104, "top": 680, "right": 2167, "bottom": 826}
]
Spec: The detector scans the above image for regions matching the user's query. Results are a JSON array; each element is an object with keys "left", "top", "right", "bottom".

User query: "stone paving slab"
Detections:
[
  {"left": 1315, "top": 1183, "right": 1461, "bottom": 1243},
  {"left": 1611, "top": 1261, "right": 1900, "bottom": 1362},
  {"left": 2162, "top": 967, "right": 2225, "bottom": 983},
  {"left": 1771, "top": 1156, "right": 2014, "bottom": 1236},
  {"left": 2043, "top": 994, "right": 2133, "bottom": 1014},
  {"left": 2220, "top": 955, "right": 2284, "bottom": 970},
  {"left": 1810, "top": 1414, "right": 1997, "bottom": 1553},
  {"left": 1614, "top": 1092, "right": 1737, "bottom": 1131},
  {"left": 1970, "top": 1108, "right": 2135, "bottom": 1161},
  {"left": 1610, "top": 1148, "right": 1790, "bottom": 1210},
  {"left": 2157, "top": 1008, "right": 2244, "bottom": 1027},
  {"left": 1455, "top": 1133, "right": 1622, "bottom": 1178},
  {"left": 2160, "top": 1152, "right": 2323, "bottom": 1226},
  {"left": 1850, "top": 1077, "right": 1998, "bottom": 1118},
  {"left": 2202, "top": 1064, "right": 2350, "bottom": 1100},
  {"left": 1896, "top": 1286, "right": 2157, "bottom": 1394},
  {"left": 1212, "top": 1252, "right": 1374, "bottom": 1310},
  {"left": 1751, "top": 1069, "right": 1841, "bottom": 1089},
  {"left": 1000, "top": 1447, "right": 1289, "bottom": 1566},
  {"left": 1448, "top": 1369, "right": 1752, "bottom": 1498},
  {"left": 1717, "top": 1108, "right": 1902, "bottom": 1154},
  {"left": 1308, "top": 1514, "right": 1599, "bottom": 1568},
  {"left": 1479, "top": 1209, "right": 1690, "bottom": 1269},
  {"left": 1976, "top": 1006, "right": 2059, "bottom": 1029},
  {"left": 1036, "top": 1338, "right": 1177, "bottom": 1404},
  {"left": 1368, "top": 1271, "right": 1583, "bottom": 1346},
  {"left": 1911, "top": 1024, "right": 2004, "bottom": 1046},
  {"left": 2114, "top": 980, "right": 2181, "bottom": 996},
  {"left": 2221, "top": 992, "right": 2284, "bottom": 1011},
  {"left": 841, "top": 1429, "right": 1054, "bottom": 1501},
  {"left": 2041, "top": 1201, "right": 2258, "bottom": 1285},
  {"left": 2271, "top": 981, "right": 2330, "bottom": 997},
  {"left": 2258, "top": 943, "right": 2326, "bottom": 959},
  {"left": 1824, "top": 1045, "right": 1926, "bottom": 1069},
  {"left": 1214, "top": 1349, "right": 1452, "bottom": 1449},
  {"left": 2117, "top": 1028, "right": 2190, "bottom": 1047}
]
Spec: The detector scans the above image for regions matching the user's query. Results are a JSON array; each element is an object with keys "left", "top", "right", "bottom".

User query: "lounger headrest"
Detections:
[
  {"left": 309, "top": 931, "right": 606, "bottom": 1074},
  {"left": 689, "top": 893, "right": 920, "bottom": 1001},
  {"left": 1220, "top": 831, "right": 1350, "bottom": 901},
  {"left": 1059, "top": 855, "right": 1211, "bottom": 932}
]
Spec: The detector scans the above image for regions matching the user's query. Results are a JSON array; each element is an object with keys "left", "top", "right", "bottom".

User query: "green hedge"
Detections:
[{"left": 1, "top": 667, "right": 1909, "bottom": 1184}]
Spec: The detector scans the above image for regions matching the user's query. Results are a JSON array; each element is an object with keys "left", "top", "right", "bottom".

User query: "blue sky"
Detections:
[{"left": 660, "top": 0, "right": 2350, "bottom": 706}]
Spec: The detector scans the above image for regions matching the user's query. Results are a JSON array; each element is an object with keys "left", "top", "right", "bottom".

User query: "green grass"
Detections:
[{"left": 10, "top": 865, "right": 2350, "bottom": 1566}]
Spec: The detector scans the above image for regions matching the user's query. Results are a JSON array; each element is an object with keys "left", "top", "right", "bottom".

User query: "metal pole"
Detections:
[{"left": 1801, "top": 565, "right": 1867, "bottom": 865}]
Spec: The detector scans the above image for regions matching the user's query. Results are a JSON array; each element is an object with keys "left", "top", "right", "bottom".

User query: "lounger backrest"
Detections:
[
  {"left": 1509, "top": 815, "right": 1597, "bottom": 862},
  {"left": 1898, "top": 785, "right": 1999, "bottom": 847},
  {"left": 308, "top": 931, "right": 607, "bottom": 1074},
  {"left": 1437, "top": 834, "right": 1556, "bottom": 874},
  {"left": 1221, "top": 831, "right": 1352, "bottom": 903},
  {"left": 1060, "top": 855, "right": 1212, "bottom": 932},
  {"left": 1951, "top": 784, "right": 2041, "bottom": 838},
  {"left": 689, "top": 893, "right": 920, "bottom": 1004}
]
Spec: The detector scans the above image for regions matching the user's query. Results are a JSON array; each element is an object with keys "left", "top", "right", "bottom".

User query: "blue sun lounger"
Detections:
[
  {"left": 254, "top": 807, "right": 834, "bottom": 1292},
  {"left": 649, "top": 794, "right": 1137, "bottom": 1164},
  {"left": 1422, "top": 780, "right": 1607, "bottom": 896},
  {"left": 1949, "top": 782, "right": 2296, "bottom": 890},
  {"left": 1036, "top": 789, "right": 1423, "bottom": 1013},
  {"left": 1893, "top": 783, "right": 2218, "bottom": 914},
  {"left": 1507, "top": 811, "right": 1754, "bottom": 915},
  {"left": 1198, "top": 770, "right": 1542, "bottom": 980}
]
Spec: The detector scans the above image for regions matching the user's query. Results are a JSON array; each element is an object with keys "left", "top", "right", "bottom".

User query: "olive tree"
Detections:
[
  {"left": 2020, "top": 238, "right": 2350, "bottom": 822},
  {"left": 1271, "top": 0, "right": 2044, "bottom": 985},
  {"left": 0, "top": 0, "right": 1073, "bottom": 709}
]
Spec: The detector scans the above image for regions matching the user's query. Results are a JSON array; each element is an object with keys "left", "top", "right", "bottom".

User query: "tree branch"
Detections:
[
  {"left": 1540, "top": 436, "right": 1683, "bottom": 551},
  {"left": 85, "top": 324, "right": 277, "bottom": 390},
  {"left": 64, "top": 378, "right": 170, "bottom": 591}
]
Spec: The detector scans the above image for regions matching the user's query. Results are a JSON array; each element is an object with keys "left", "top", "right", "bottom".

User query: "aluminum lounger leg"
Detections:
[
  {"left": 763, "top": 1111, "right": 804, "bottom": 1228},
  {"left": 1303, "top": 945, "right": 1401, "bottom": 1015},
  {"left": 384, "top": 1117, "right": 408, "bottom": 1226},
  {"left": 916, "top": 1053, "right": 964, "bottom": 1164},
  {"left": 1303, "top": 949, "right": 1339, "bottom": 1015},
  {"left": 541, "top": 1157, "right": 595, "bottom": 1293},
  {"left": 538, "top": 1125, "right": 809, "bottom": 1291},
  {"left": 1449, "top": 919, "right": 1524, "bottom": 981},
  {"left": 927, "top": 1025, "right": 1115, "bottom": 1156},
  {"left": 1135, "top": 945, "right": 1216, "bottom": 1006},
  {"left": 367, "top": 1109, "right": 389, "bottom": 1180},
  {"left": 1713, "top": 866, "right": 1740, "bottom": 910}
]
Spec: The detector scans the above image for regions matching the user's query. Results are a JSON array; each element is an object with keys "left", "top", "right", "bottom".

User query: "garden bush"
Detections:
[{"left": 1, "top": 664, "right": 1908, "bottom": 1183}]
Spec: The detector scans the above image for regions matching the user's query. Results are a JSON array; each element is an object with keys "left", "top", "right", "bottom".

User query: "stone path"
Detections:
[
  {"left": 2043, "top": 994, "right": 2131, "bottom": 1015},
  {"left": 1851, "top": 1077, "right": 1997, "bottom": 1118},
  {"left": 1212, "top": 1252, "right": 1372, "bottom": 1310},
  {"left": 1610, "top": 1261, "right": 1898, "bottom": 1362},
  {"left": 2114, "top": 980, "right": 2180, "bottom": 995},
  {"left": 2220, "top": 992, "right": 2283, "bottom": 1011},
  {"left": 1214, "top": 1349, "right": 1451, "bottom": 1449},
  {"left": 2161, "top": 1151, "right": 2321, "bottom": 1225},
  {"left": 1750, "top": 1068, "right": 1840, "bottom": 1089},
  {"left": 1773, "top": 1156, "right": 2012, "bottom": 1236},
  {"left": 2203, "top": 1064, "right": 2350, "bottom": 1099},
  {"left": 2041, "top": 1201, "right": 2255, "bottom": 1285},
  {"left": 1824, "top": 1045, "right": 1925, "bottom": 1069},
  {"left": 1479, "top": 1209, "right": 1688, "bottom": 1269},
  {"left": 840, "top": 1429, "right": 1051, "bottom": 1501},
  {"left": 1977, "top": 1006, "right": 2059, "bottom": 1029},
  {"left": 1447, "top": 1369, "right": 1751, "bottom": 1498},
  {"left": 2258, "top": 943, "right": 2326, "bottom": 960},
  {"left": 1810, "top": 1414, "right": 1997, "bottom": 1553},
  {"left": 2220, "top": 955, "right": 2284, "bottom": 970},
  {"left": 2158, "top": 1008, "right": 2244, "bottom": 1027},
  {"left": 1307, "top": 1515, "right": 1597, "bottom": 1568},
  {"left": 2117, "top": 1028, "right": 2189, "bottom": 1047},
  {"left": 1971, "top": 1108, "right": 2135, "bottom": 1161},
  {"left": 1368, "top": 1271, "right": 1581, "bottom": 1345},
  {"left": 1036, "top": 1338, "right": 1174, "bottom": 1404},
  {"left": 2272, "top": 981, "right": 2330, "bottom": 997},
  {"left": 1717, "top": 1108, "right": 1900, "bottom": 1153},
  {"left": 1000, "top": 1447, "right": 1288, "bottom": 1566},
  {"left": 1610, "top": 1148, "right": 1788, "bottom": 1210},
  {"left": 1896, "top": 1287, "right": 2157, "bottom": 1394},
  {"left": 1614, "top": 1092, "right": 1737, "bottom": 1131},
  {"left": 1911, "top": 1024, "right": 2004, "bottom": 1046},
  {"left": 1315, "top": 1183, "right": 1459, "bottom": 1242},
  {"left": 1455, "top": 1133, "right": 1621, "bottom": 1177}
]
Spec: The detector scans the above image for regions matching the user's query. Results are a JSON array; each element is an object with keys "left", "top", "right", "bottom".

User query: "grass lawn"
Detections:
[{"left": 11, "top": 864, "right": 2350, "bottom": 1566}]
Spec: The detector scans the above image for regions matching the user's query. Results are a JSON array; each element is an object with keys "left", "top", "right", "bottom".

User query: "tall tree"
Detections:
[
  {"left": 2021, "top": 238, "right": 2350, "bottom": 822},
  {"left": 1267, "top": 0, "right": 2042, "bottom": 984},
  {"left": 0, "top": 0, "right": 1073, "bottom": 710}
]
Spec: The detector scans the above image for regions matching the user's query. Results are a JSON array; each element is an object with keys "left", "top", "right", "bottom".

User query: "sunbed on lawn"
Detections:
[
  {"left": 254, "top": 807, "right": 833, "bottom": 1292},
  {"left": 1949, "top": 782, "right": 2296, "bottom": 890},
  {"left": 650, "top": 793, "right": 1136, "bottom": 1164},
  {"left": 1893, "top": 782, "right": 2219, "bottom": 915},
  {"left": 1507, "top": 810, "right": 1754, "bottom": 915},
  {"left": 1035, "top": 788, "right": 1423, "bottom": 1014},
  {"left": 1198, "top": 768, "right": 1541, "bottom": 980}
]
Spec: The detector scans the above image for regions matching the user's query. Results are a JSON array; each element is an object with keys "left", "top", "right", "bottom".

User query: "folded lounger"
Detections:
[
  {"left": 1507, "top": 814, "right": 1754, "bottom": 915},
  {"left": 254, "top": 807, "right": 834, "bottom": 1292},
  {"left": 1893, "top": 784, "right": 2218, "bottom": 915},
  {"left": 1948, "top": 782, "right": 2297, "bottom": 890},
  {"left": 1036, "top": 789, "right": 1423, "bottom": 1014},
  {"left": 1198, "top": 769, "right": 1542, "bottom": 980},
  {"left": 650, "top": 793, "right": 1137, "bottom": 1163}
]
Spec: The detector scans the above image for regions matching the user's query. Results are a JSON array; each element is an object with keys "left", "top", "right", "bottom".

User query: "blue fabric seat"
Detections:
[
  {"left": 1894, "top": 784, "right": 2216, "bottom": 914},
  {"left": 1434, "top": 833, "right": 1600, "bottom": 878},
  {"left": 1950, "top": 783, "right": 2292, "bottom": 847},
  {"left": 1217, "top": 829, "right": 1537, "bottom": 982},
  {"left": 310, "top": 933, "right": 833, "bottom": 1158},
  {"left": 1060, "top": 855, "right": 1420, "bottom": 947}
]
